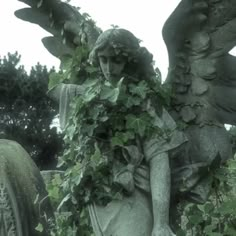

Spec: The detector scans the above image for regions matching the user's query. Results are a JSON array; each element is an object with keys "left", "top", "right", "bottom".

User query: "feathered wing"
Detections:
[
  {"left": 15, "top": 0, "right": 101, "bottom": 59},
  {"left": 162, "top": 0, "right": 236, "bottom": 203},
  {"left": 163, "top": 0, "right": 236, "bottom": 126}
]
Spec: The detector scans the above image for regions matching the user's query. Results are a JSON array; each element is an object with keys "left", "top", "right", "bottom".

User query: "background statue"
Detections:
[
  {"left": 0, "top": 139, "right": 53, "bottom": 235},
  {"left": 14, "top": 0, "right": 236, "bottom": 235}
]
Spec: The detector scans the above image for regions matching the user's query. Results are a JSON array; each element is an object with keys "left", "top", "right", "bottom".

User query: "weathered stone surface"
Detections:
[
  {"left": 0, "top": 139, "right": 53, "bottom": 236},
  {"left": 191, "top": 77, "right": 208, "bottom": 96}
]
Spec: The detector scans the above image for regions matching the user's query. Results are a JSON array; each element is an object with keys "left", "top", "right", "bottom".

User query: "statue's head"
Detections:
[{"left": 90, "top": 28, "right": 154, "bottom": 85}]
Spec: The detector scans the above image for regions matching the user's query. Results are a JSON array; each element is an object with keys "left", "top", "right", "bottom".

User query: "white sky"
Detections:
[{"left": 1, "top": 0, "right": 181, "bottom": 80}]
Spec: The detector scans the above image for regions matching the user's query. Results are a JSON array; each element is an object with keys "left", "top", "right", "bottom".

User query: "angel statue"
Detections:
[
  {"left": 14, "top": 0, "right": 236, "bottom": 235},
  {"left": 48, "top": 27, "right": 185, "bottom": 236}
]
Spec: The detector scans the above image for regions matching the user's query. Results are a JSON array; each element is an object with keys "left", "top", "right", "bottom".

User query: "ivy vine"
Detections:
[{"left": 46, "top": 42, "right": 170, "bottom": 235}]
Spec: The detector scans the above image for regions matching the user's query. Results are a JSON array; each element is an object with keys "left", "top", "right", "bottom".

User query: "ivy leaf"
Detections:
[
  {"left": 90, "top": 143, "right": 102, "bottom": 168},
  {"left": 111, "top": 136, "right": 123, "bottom": 147},
  {"left": 35, "top": 223, "right": 44, "bottom": 232},
  {"left": 188, "top": 212, "right": 203, "bottom": 225},
  {"left": 111, "top": 131, "right": 135, "bottom": 147},
  {"left": 204, "top": 225, "right": 218, "bottom": 235},
  {"left": 125, "top": 95, "right": 141, "bottom": 108},
  {"left": 74, "top": 46, "right": 89, "bottom": 64},
  {"left": 82, "top": 123, "right": 97, "bottom": 136},
  {"left": 129, "top": 80, "right": 149, "bottom": 99},
  {"left": 89, "top": 104, "right": 105, "bottom": 120},
  {"left": 60, "top": 55, "right": 73, "bottom": 71},
  {"left": 71, "top": 162, "right": 84, "bottom": 186},
  {"left": 203, "top": 202, "right": 214, "bottom": 214},
  {"left": 100, "top": 78, "right": 124, "bottom": 103},
  {"left": 52, "top": 174, "right": 63, "bottom": 185},
  {"left": 100, "top": 85, "right": 120, "bottom": 103},
  {"left": 65, "top": 124, "right": 76, "bottom": 141},
  {"left": 224, "top": 227, "right": 236, "bottom": 235},
  {"left": 48, "top": 72, "right": 64, "bottom": 90},
  {"left": 37, "top": 0, "right": 43, "bottom": 8},
  {"left": 82, "top": 78, "right": 99, "bottom": 87},
  {"left": 112, "top": 116, "right": 125, "bottom": 131},
  {"left": 57, "top": 193, "right": 71, "bottom": 211},
  {"left": 48, "top": 186, "right": 60, "bottom": 200},
  {"left": 218, "top": 199, "right": 236, "bottom": 214},
  {"left": 227, "top": 158, "right": 236, "bottom": 171},
  {"left": 125, "top": 113, "right": 150, "bottom": 137}
]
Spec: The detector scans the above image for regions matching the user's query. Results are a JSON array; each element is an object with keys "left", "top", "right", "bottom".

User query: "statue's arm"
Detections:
[
  {"left": 47, "top": 84, "right": 63, "bottom": 102},
  {"left": 47, "top": 83, "right": 84, "bottom": 130},
  {"left": 47, "top": 84, "right": 84, "bottom": 102},
  {"left": 149, "top": 152, "right": 175, "bottom": 236}
]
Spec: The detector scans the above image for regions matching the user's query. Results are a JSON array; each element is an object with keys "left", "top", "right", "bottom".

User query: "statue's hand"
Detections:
[{"left": 152, "top": 224, "right": 176, "bottom": 236}]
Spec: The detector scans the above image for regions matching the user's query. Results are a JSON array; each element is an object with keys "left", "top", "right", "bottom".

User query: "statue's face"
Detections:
[{"left": 98, "top": 46, "right": 127, "bottom": 85}]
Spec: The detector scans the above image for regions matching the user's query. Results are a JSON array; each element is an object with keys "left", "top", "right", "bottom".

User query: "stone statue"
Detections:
[
  {"left": 15, "top": 0, "right": 236, "bottom": 235},
  {"left": 48, "top": 28, "right": 187, "bottom": 236},
  {"left": 0, "top": 139, "right": 53, "bottom": 236}
]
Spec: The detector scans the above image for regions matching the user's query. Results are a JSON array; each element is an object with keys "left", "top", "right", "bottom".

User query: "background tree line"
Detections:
[{"left": 0, "top": 52, "right": 62, "bottom": 169}]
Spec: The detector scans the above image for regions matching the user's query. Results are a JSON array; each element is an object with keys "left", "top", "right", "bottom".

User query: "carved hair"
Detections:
[{"left": 89, "top": 28, "right": 155, "bottom": 80}]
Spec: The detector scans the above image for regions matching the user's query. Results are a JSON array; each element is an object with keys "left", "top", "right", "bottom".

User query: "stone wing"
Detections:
[
  {"left": 163, "top": 0, "right": 236, "bottom": 126},
  {"left": 15, "top": 0, "right": 101, "bottom": 59}
]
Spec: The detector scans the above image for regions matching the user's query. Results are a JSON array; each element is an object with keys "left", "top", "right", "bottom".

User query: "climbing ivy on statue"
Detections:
[
  {"left": 46, "top": 43, "right": 169, "bottom": 235},
  {"left": 176, "top": 158, "right": 236, "bottom": 236},
  {"left": 46, "top": 45, "right": 236, "bottom": 236},
  {"left": 45, "top": 43, "right": 236, "bottom": 236}
]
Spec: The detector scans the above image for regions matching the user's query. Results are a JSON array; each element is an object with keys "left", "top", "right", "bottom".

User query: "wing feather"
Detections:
[
  {"left": 163, "top": 0, "right": 236, "bottom": 125},
  {"left": 15, "top": 0, "right": 101, "bottom": 59}
]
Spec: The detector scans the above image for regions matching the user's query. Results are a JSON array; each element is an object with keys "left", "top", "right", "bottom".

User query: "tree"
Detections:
[{"left": 0, "top": 52, "right": 62, "bottom": 169}]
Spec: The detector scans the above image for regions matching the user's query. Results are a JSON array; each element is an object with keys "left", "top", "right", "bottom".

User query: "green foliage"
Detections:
[
  {"left": 0, "top": 52, "right": 62, "bottom": 169},
  {"left": 46, "top": 41, "right": 168, "bottom": 234},
  {"left": 35, "top": 223, "right": 44, "bottom": 233},
  {"left": 176, "top": 158, "right": 236, "bottom": 236},
  {"left": 48, "top": 47, "right": 99, "bottom": 89}
]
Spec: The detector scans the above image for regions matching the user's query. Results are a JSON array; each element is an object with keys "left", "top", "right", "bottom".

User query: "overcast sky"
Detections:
[{"left": 1, "top": 0, "right": 181, "bottom": 80}]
